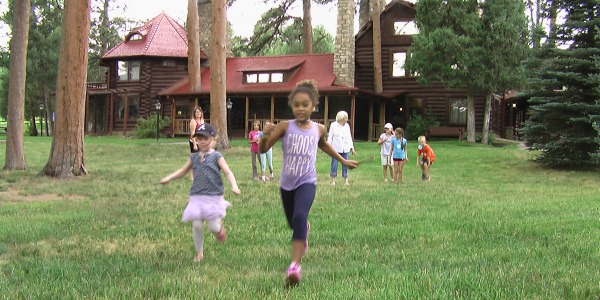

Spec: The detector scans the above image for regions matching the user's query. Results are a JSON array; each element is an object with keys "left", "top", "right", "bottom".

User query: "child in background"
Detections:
[
  {"left": 391, "top": 128, "right": 408, "bottom": 184},
  {"left": 260, "top": 121, "right": 275, "bottom": 181},
  {"left": 259, "top": 80, "right": 358, "bottom": 285},
  {"left": 160, "top": 123, "right": 241, "bottom": 262},
  {"left": 248, "top": 121, "right": 262, "bottom": 180},
  {"left": 377, "top": 123, "right": 394, "bottom": 182},
  {"left": 417, "top": 135, "right": 435, "bottom": 181}
]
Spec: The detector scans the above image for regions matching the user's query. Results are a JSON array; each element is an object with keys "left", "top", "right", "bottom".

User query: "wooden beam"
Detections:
[
  {"left": 270, "top": 95, "right": 275, "bottom": 122},
  {"left": 368, "top": 101, "right": 373, "bottom": 141},
  {"left": 351, "top": 93, "right": 356, "bottom": 138},
  {"left": 324, "top": 95, "right": 329, "bottom": 129},
  {"left": 123, "top": 95, "right": 128, "bottom": 136},
  {"left": 245, "top": 96, "right": 249, "bottom": 137},
  {"left": 170, "top": 96, "right": 175, "bottom": 137},
  {"left": 85, "top": 93, "right": 89, "bottom": 134}
]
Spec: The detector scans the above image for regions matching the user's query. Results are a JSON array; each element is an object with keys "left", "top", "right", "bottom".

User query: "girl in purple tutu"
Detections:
[{"left": 160, "top": 123, "right": 241, "bottom": 262}]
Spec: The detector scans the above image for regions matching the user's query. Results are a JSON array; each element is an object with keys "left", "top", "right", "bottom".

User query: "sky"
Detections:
[{"left": 0, "top": 0, "right": 360, "bottom": 49}]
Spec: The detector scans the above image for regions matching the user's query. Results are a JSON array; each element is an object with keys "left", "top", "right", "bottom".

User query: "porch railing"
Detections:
[
  {"left": 86, "top": 82, "right": 107, "bottom": 90},
  {"left": 174, "top": 118, "right": 210, "bottom": 136}
]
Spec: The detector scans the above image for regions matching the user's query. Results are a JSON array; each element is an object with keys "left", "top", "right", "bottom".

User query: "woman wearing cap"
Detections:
[
  {"left": 327, "top": 111, "right": 356, "bottom": 186},
  {"left": 378, "top": 123, "right": 394, "bottom": 182}
]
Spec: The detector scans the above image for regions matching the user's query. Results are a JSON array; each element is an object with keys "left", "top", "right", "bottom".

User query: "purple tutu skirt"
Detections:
[{"left": 182, "top": 195, "right": 232, "bottom": 222}]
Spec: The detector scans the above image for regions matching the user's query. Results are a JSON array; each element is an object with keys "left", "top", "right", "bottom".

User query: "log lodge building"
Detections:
[{"left": 85, "top": 0, "right": 520, "bottom": 140}]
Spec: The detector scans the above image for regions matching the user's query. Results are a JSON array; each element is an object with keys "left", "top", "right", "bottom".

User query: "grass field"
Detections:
[{"left": 0, "top": 136, "right": 599, "bottom": 299}]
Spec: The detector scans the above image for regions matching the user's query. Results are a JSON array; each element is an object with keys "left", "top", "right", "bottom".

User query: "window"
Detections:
[
  {"left": 258, "top": 73, "right": 270, "bottom": 83},
  {"left": 392, "top": 52, "right": 406, "bottom": 77},
  {"left": 117, "top": 61, "right": 141, "bottom": 81},
  {"left": 115, "top": 95, "right": 140, "bottom": 120},
  {"left": 245, "top": 72, "right": 287, "bottom": 83},
  {"left": 272, "top": 73, "right": 284, "bottom": 82},
  {"left": 394, "top": 21, "right": 418, "bottom": 35},
  {"left": 128, "top": 33, "right": 143, "bottom": 41},
  {"left": 162, "top": 60, "right": 176, "bottom": 67},
  {"left": 449, "top": 98, "right": 467, "bottom": 125},
  {"left": 246, "top": 74, "right": 258, "bottom": 83}
]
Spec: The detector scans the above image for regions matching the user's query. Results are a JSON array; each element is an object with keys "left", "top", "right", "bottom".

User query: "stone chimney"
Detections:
[
  {"left": 333, "top": 0, "right": 355, "bottom": 87},
  {"left": 198, "top": 0, "right": 233, "bottom": 61}
]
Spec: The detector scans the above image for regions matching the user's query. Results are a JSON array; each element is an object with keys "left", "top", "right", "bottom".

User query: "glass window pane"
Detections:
[
  {"left": 393, "top": 52, "right": 406, "bottom": 77},
  {"left": 449, "top": 99, "right": 467, "bottom": 124},
  {"left": 129, "top": 61, "right": 140, "bottom": 81},
  {"left": 394, "top": 21, "right": 418, "bottom": 35},
  {"left": 272, "top": 73, "right": 283, "bottom": 82},
  {"left": 258, "top": 73, "right": 270, "bottom": 83},
  {"left": 117, "top": 61, "right": 128, "bottom": 81},
  {"left": 246, "top": 74, "right": 257, "bottom": 83}
]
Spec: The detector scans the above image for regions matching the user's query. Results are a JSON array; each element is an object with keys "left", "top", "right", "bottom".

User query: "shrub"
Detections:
[
  {"left": 405, "top": 109, "right": 439, "bottom": 140},
  {"left": 135, "top": 114, "right": 171, "bottom": 139}
]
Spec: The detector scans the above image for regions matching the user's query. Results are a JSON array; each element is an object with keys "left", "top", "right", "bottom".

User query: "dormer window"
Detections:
[
  {"left": 129, "top": 33, "right": 143, "bottom": 41},
  {"left": 246, "top": 74, "right": 258, "bottom": 83},
  {"left": 245, "top": 72, "right": 286, "bottom": 84},
  {"left": 394, "top": 21, "right": 418, "bottom": 35}
]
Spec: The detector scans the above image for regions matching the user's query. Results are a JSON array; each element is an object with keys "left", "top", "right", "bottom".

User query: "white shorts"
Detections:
[{"left": 380, "top": 154, "right": 392, "bottom": 166}]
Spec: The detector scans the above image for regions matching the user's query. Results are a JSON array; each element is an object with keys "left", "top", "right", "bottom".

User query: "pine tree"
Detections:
[{"left": 520, "top": 0, "right": 600, "bottom": 168}]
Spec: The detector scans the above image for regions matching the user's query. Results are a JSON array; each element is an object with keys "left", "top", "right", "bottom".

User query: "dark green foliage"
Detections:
[
  {"left": 135, "top": 114, "right": 171, "bottom": 139},
  {"left": 520, "top": 1, "right": 600, "bottom": 168},
  {"left": 406, "top": 109, "right": 439, "bottom": 140}
]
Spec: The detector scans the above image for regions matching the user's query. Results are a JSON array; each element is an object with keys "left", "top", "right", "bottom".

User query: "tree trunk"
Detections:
[
  {"left": 188, "top": 0, "right": 202, "bottom": 92},
  {"left": 467, "top": 94, "right": 476, "bottom": 143},
  {"left": 481, "top": 93, "right": 492, "bottom": 144},
  {"left": 302, "top": 0, "right": 313, "bottom": 54},
  {"left": 359, "top": 0, "right": 370, "bottom": 29},
  {"left": 41, "top": 0, "right": 91, "bottom": 178},
  {"left": 372, "top": 0, "right": 383, "bottom": 93},
  {"left": 4, "top": 0, "right": 30, "bottom": 171},
  {"left": 211, "top": 0, "right": 229, "bottom": 148}
]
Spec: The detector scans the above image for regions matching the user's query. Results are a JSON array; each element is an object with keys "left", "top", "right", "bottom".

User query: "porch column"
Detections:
[
  {"left": 270, "top": 95, "right": 275, "bottom": 122},
  {"left": 245, "top": 96, "right": 249, "bottom": 138},
  {"left": 170, "top": 97, "right": 175, "bottom": 137},
  {"left": 324, "top": 95, "right": 329, "bottom": 129},
  {"left": 85, "top": 94, "right": 89, "bottom": 134},
  {"left": 380, "top": 101, "right": 385, "bottom": 127},
  {"left": 123, "top": 95, "right": 129, "bottom": 136},
  {"left": 368, "top": 101, "right": 373, "bottom": 141},
  {"left": 350, "top": 93, "right": 356, "bottom": 138},
  {"left": 194, "top": 97, "right": 198, "bottom": 108}
]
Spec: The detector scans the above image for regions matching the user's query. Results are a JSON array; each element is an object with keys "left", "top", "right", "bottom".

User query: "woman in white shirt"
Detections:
[{"left": 327, "top": 111, "right": 357, "bottom": 185}]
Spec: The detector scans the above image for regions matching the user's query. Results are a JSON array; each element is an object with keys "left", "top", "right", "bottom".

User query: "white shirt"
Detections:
[{"left": 327, "top": 121, "right": 354, "bottom": 153}]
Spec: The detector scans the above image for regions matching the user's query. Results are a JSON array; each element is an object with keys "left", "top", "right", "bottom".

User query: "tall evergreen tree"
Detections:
[
  {"left": 520, "top": 0, "right": 600, "bottom": 168},
  {"left": 407, "top": 0, "right": 529, "bottom": 143}
]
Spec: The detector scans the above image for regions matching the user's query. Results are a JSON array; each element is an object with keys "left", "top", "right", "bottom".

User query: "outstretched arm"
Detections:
[
  {"left": 161, "top": 158, "right": 192, "bottom": 184},
  {"left": 217, "top": 157, "right": 241, "bottom": 195},
  {"left": 259, "top": 121, "right": 287, "bottom": 153}
]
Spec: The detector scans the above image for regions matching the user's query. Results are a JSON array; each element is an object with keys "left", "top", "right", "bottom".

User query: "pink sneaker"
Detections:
[
  {"left": 286, "top": 263, "right": 302, "bottom": 284},
  {"left": 303, "top": 222, "right": 311, "bottom": 255}
]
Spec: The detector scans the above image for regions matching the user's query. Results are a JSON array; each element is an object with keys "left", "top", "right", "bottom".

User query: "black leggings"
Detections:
[{"left": 280, "top": 184, "right": 316, "bottom": 241}]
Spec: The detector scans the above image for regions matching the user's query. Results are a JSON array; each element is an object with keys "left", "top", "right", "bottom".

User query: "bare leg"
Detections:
[{"left": 291, "top": 240, "right": 305, "bottom": 264}]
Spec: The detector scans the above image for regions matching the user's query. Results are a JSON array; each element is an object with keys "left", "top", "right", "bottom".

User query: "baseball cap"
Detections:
[
  {"left": 193, "top": 123, "right": 217, "bottom": 137},
  {"left": 384, "top": 123, "right": 393, "bottom": 129}
]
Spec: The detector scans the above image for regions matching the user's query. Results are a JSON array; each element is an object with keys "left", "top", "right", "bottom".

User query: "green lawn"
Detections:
[{"left": 1, "top": 137, "right": 599, "bottom": 299}]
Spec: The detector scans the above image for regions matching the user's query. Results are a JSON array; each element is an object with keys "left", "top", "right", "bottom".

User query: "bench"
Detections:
[
  {"left": 425, "top": 126, "right": 464, "bottom": 140},
  {"left": 0, "top": 126, "right": 6, "bottom": 135}
]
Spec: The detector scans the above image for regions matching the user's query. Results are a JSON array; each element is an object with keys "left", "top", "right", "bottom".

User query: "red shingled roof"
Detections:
[
  {"left": 159, "top": 53, "right": 356, "bottom": 95},
  {"left": 102, "top": 12, "right": 206, "bottom": 59}
]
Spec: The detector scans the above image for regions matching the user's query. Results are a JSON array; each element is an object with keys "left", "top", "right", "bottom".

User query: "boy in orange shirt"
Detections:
[{"left": 416, "top": 136, "right": 436, "bottom": 181}]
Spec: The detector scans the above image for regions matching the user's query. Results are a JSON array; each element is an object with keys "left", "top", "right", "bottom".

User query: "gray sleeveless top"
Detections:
[
  {"left": 280, "top": 120, "right": 319, "bottom": 191},
  {"left": 189, "top": 151, "right": 224, "bottom": 196}
]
